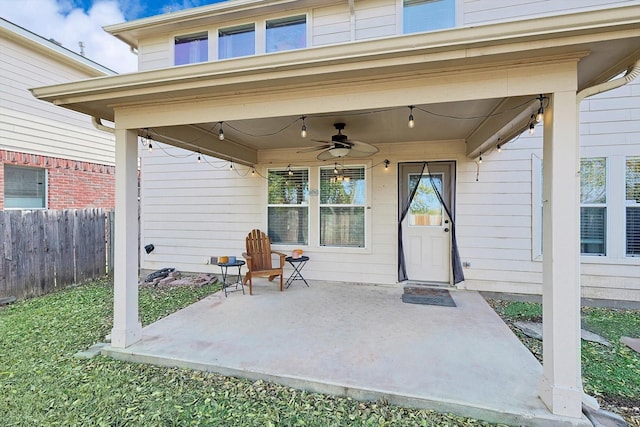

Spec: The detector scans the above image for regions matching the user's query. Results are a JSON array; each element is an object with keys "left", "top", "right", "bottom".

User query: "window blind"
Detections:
[{"left": 267, "top": 169, "right": 309, "bottom": 245}]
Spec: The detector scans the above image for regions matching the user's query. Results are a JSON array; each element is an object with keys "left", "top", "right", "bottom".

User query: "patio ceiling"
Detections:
[{"left": 32, "top": 5, "right": 640, "bottom": 164}]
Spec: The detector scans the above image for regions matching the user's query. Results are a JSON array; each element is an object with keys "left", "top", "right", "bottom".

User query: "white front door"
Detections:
[{"left": 400, "top": 162, "right": 455, "bottom": 283}]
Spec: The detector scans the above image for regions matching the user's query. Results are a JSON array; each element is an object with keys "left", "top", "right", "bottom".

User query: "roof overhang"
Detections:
[{"left": 31, "top": 5, "right": 640, "bottom": 163}]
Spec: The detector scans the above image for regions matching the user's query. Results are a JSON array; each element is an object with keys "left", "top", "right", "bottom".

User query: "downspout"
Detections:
[
  {"left": 577, "top": 59, "right": 640, "bottom": 102},
  {"left": 92, "top": 116, "right": 115, "bottom": 133}
]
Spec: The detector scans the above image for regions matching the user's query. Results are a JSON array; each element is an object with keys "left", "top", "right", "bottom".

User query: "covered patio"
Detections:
[
  {"left": 30, "top": 4, "right": 640, "bottom": 423},
  {"left": 102, "top": 281, "right": 588, "bottom": 427}
]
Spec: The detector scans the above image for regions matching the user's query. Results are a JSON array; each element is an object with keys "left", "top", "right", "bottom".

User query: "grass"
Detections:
[
  {"left": 490, "top": 300, "right": 640, "bottom": 421},
  {"left": 0, "top": 279, "right": 502, "bottom": 427}
]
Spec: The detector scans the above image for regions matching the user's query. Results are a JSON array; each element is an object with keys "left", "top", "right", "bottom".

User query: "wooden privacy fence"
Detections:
[{"left": 0, "top": 209, "right": 113, "bottom": 300}]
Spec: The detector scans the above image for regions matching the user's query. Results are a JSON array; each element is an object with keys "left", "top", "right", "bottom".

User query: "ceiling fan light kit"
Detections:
[{"left": 297, "top": 122, "right": 379, "bottom": 160}]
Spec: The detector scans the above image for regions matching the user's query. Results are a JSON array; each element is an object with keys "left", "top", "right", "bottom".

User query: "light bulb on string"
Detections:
[
  {"left": 535, "top": 95, "right": 544, "bottom": 123},
  {"left": 197, "top": 152, "right": 201, "bottom": 163},
  {"left": 497, "top": 144, "right": 502, "bottom": 153},
  {"left": 300, "top": 116, "right": 307, "bottom": 138},
  {"left": 251, "top": 167, "right": 256, "bottom": 176},
  {"left": 218, "top": 122, "right": 225, "bottom": 141},
  {"left": 478, "top": 152, "right": 483, "bottom": 164},
  {"left": 408, "top": 106, "right": 415, "bottom": 129},
  {"left": 529, "top": 123, "right": 535, "bottom": 135},
  {"left": 288, "top": 164, "right": 293, "bottom": 176},
  {"left": 147, "top": 135, "right": 153, "bottom": 153},
  {"left": 334, "top": 162, "right": 338, "bottom": 174}
]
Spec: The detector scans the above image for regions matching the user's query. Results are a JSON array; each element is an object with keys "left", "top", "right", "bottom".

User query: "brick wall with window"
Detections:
[{"left": 1, "top": 150, "right": 115, "bottom": 210}]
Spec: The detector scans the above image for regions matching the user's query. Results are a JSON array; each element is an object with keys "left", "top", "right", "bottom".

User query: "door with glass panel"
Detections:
[{"left": 400, "top": 162, "right": 454, "bottom": 283}]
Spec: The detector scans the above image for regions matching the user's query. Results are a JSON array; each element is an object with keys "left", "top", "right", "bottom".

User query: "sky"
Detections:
[{"left": 1, "top": 0, "right": 226, "bottom": 73}]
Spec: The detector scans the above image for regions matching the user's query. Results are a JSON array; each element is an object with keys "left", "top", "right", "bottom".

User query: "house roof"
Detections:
[
  {"left": 31, "top": 5, "right": 640, "bottom": 164},
  {"left": 0, "top": 18, "right": 116, "bottom": 77}
]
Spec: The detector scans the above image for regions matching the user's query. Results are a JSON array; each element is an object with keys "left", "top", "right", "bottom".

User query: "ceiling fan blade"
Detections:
[
  {"left": 317, "top": 150, "right": 341, "bottom": 161},
  {"left": 297, "top": 145, "right": 329, "bottom": 153},
  {"left": 346, "top": 140, "right": 379, "bottom": 157}
]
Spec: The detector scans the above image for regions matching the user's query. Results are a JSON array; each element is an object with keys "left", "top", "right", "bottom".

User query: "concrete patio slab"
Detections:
[{"left": 102, "top": 281, "right": 591, "bottom": 427}]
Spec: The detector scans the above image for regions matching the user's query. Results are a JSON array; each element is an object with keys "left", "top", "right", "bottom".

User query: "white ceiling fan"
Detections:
[{"left": 298, "top": 123, "right": 379, "bottom": 160}]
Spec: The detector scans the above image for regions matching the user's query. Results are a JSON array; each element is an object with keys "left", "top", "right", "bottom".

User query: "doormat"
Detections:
[{"left": 402, "top": 287, "right": 456, "bottom": 307}]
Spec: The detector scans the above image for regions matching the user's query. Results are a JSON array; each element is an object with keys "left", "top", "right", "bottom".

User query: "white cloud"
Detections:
[{"left": 1, "top": 0, "right": 137, "bottom": 73}]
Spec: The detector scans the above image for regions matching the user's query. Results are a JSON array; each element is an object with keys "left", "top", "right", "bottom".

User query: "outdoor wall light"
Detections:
[{"left": 144, "top": 244, "right": 155, "bottom": 254}]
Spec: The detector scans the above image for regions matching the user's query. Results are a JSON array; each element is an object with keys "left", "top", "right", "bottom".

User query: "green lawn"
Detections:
[
  {"left": 1, "top": 280, "right": 501, "bottom": 426},
  {"left": 490, "top": 300, "right": 640, "bottom": 423}
]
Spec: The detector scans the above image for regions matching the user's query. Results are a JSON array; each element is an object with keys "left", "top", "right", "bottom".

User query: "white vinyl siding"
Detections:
[
  {"left": 355, "top": 0, "right": 397, "bottom": 40},
  {"left": 462, "top": 0, "right": 639, "bottom": 25},
  {"left": 139, "top": 146, "right": 263, "bottom": 273},
  {"left": 0, "top": 35, "right": 115, "bottom": 165},
  {"left": 312, "top": 4, "right": 351, "bottom": 46},
  {"left": 139, "top": 36, "right": 172, "bottom": 70}
]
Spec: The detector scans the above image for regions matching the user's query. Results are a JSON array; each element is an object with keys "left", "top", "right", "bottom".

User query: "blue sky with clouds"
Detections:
[
  {"left": 1, "top": 0, "right": 228, "bottom": 73},
  {"left": 70, "top": 0, "right": 226, "bottom": 20}
]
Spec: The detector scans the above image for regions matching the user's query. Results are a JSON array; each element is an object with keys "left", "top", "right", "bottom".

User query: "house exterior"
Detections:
[
  {"left": 0, "top": 18, "right": 116, "bottom": 211},
  {"left": 99, "top": 0, "right": 640, "bottom": 304},
  {"left": 30, "top": 0, "right": 640, "bottom": 420}
]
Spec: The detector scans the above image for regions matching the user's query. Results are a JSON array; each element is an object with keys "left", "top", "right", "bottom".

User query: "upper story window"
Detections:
[
  {"left": 267, "top": 168, "right": 309, "bottom": 245},
  {"left": 403, "top": 0, "right": 455, "bottom": 34},
  {"left": 266, "top": 15, "right": 306, "bottom": 53},
  {"left": 219, "top": 24, "right": 255, "bottom": 59},
  {"left": 174, "top": 32, "right": 208, "bottom": 65},
  {"left": 4, "top": 164, "right": 46, "bottom": 209}
]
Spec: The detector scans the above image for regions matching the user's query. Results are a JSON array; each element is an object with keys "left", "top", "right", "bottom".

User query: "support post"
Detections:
[
  {"left": 538, "top": 91, "right": 583, "bottom": 417},
  {"left": 110, "top": 128, "right": 142, "bottom": 348}
]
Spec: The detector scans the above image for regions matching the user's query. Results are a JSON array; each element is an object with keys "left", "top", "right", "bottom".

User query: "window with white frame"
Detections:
[
  {"left": 580, "top": 158, "right": 607, "bottom": 256},
  {"left": 174, "top": 32, "right": 208, "bottom": 65},
  {"left": 626, "top": 157, "right": 640, "bottom": 256},
  {"left": 534, "top": 155, "right": 640, "bottom": 261},
  {"left": 218, "top": 24, "right": 255, "bottom": 59},
  {"left": 266, "top": 15, "right": 306, "bottom": 53},
  {"left": 267, "top": 168, "right": 309, "bottom": 245},
  {"left": 4, "top": 164, "right": 46, "bottom": 209},
  {"left": 319, "top": 166, "right": 366, "bottom": 247},
  {"left": 403, "top": 0, "right": 455, "bottom": 34}
]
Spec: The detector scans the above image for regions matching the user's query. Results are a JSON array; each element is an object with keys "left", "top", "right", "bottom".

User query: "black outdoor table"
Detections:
[
  {"left": 285, "top": 255, "right": 310, "bottom": 288},
  {"left": 217, "top": 260, "right": 245, "bottom": 297}
]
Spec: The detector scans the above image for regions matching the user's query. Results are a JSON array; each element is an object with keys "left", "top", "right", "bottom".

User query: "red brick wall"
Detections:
[{"left": 0, "top": 150, "right": 115, "bottom": 210}]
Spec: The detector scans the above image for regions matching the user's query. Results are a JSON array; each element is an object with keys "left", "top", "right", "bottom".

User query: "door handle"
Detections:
[{"left": 444, "top": 228, "right": 450, "bottom": 232}]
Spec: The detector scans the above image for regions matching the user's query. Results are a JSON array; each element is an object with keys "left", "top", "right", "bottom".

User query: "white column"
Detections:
[
  {"left": 538, "top": 91, "right": 583, "bottom": 417},
  {"left": 110, "top": 128, "right": 142, "bottom": 348}
]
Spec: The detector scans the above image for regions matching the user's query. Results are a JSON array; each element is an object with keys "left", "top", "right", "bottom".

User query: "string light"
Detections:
[
  {"left": 147, "top": 135, "right": 153, "bottom": 153},
  {"left": 251, "top": 167, "right": 256, "bottom": 176},
  {"left": 384, "top": 159, "right": 390, "bottom": 170},
  {"left": 529, "top": 122, "right": 535, "bottom": 135},
  {"left": 536, "top": 95, "right": 544, "bottom": 123},
  {"left": 197, "top": 152, "right": 201, "bottom": 163},
  {"left": 300, "top": 116, "right": 307, "bottom": 138},
  {"left": 478, "top": 152, "right": 483, "bottom": 164},
  {"left": 497, "top": 144, "right": 502, "bottom": 153},
  {"left": 229, "top": 161, "right": 233, "bottom": 170},
  {"left": 408, "top": 106, "right": 415, "bottom": 129},
  {"left": 218, "top": 122, "right": 225, "bottom": 140},
  {"left": 288, "top": 164, "right": 293, "bottom": 176},
  {"left": 334, "top": 162, "right": 338, "bottom": 174}
]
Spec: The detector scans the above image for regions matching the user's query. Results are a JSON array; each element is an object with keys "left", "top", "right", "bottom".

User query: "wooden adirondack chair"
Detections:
[{"left": 242, "top": 229, "right": 287, "bottom": 295}]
